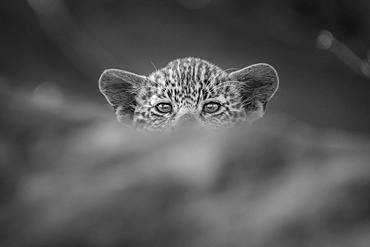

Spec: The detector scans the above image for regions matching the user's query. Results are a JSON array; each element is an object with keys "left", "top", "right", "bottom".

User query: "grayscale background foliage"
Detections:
[{"left": 1, "top": 1, "right": 370, "bottom": 246}]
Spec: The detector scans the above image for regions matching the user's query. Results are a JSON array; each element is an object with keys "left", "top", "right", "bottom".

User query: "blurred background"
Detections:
[{"left": 1, "top": 0, "right": 370, "bottom": 246}]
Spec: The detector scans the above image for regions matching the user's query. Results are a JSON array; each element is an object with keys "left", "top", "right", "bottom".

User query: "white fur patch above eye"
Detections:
[{"left": 149, "top": 95, "right": 160, "bottom": 106}]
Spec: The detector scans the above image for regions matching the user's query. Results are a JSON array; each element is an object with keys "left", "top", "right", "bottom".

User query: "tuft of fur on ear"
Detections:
[
  {"left": 229, "top": 63, "right": 279, "bottom": 121},
  {"left": 99, "top": 69, "right": 146, "bottom": 123}
]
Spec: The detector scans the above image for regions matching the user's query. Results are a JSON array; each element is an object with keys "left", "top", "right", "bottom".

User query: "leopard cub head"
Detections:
[{"left": 99, "top": 57, "right": 279, "bottom": 131}]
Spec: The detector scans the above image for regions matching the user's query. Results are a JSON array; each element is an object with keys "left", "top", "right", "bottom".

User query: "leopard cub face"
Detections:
[{"left": 99, "top": 57, "right": 279, "bottom": 131}]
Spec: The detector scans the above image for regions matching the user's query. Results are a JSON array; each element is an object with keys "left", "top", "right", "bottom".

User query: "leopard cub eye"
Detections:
[
  {"left": 155, "top": 102, "right": 172, "bottom": 113},
  {"left": 203, "top": 102, "right": 221, "bottom": 114}
]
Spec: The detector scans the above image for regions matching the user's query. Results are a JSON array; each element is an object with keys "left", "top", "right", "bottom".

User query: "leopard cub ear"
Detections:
[
  {"left": 229, "top": 63, "right": 279, "bottom": 121},
  {"left": 99, "top": 69, "right": 147, "bottom": 123}
]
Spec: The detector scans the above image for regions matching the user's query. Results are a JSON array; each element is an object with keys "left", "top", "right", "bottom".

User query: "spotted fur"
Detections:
[{"left": 99, "top": 57, "right": 279, "bottom": 131}]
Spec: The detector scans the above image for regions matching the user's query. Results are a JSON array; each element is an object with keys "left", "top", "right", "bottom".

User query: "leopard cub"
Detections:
[{"left": 99, "top": 57, "right": 279, "bottom": 131}]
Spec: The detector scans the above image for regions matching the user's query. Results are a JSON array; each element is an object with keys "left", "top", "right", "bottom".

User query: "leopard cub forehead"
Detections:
[
  {"left": 143, "top": 57, "right": 235, "bottom": 107},
  {"left": 149, "top": 57, "right": 227, "bottom": 86}
]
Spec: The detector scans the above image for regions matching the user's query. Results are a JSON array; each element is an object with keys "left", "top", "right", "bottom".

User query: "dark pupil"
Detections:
[
  {"left": 205, "top": 103, "right": 219, "bottom": 112},
  {"left": 158, "top": 103, "right": 171, "bottom": 113}
]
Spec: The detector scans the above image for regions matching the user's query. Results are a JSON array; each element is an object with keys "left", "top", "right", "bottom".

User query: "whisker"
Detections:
[{"left": 150, "top": 61, "right": 159, "bottom": 72}]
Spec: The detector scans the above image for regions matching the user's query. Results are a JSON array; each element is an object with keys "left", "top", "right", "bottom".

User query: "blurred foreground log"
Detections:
[{"left": 1, "top": 115, "right": 370, "bottom": 247}]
